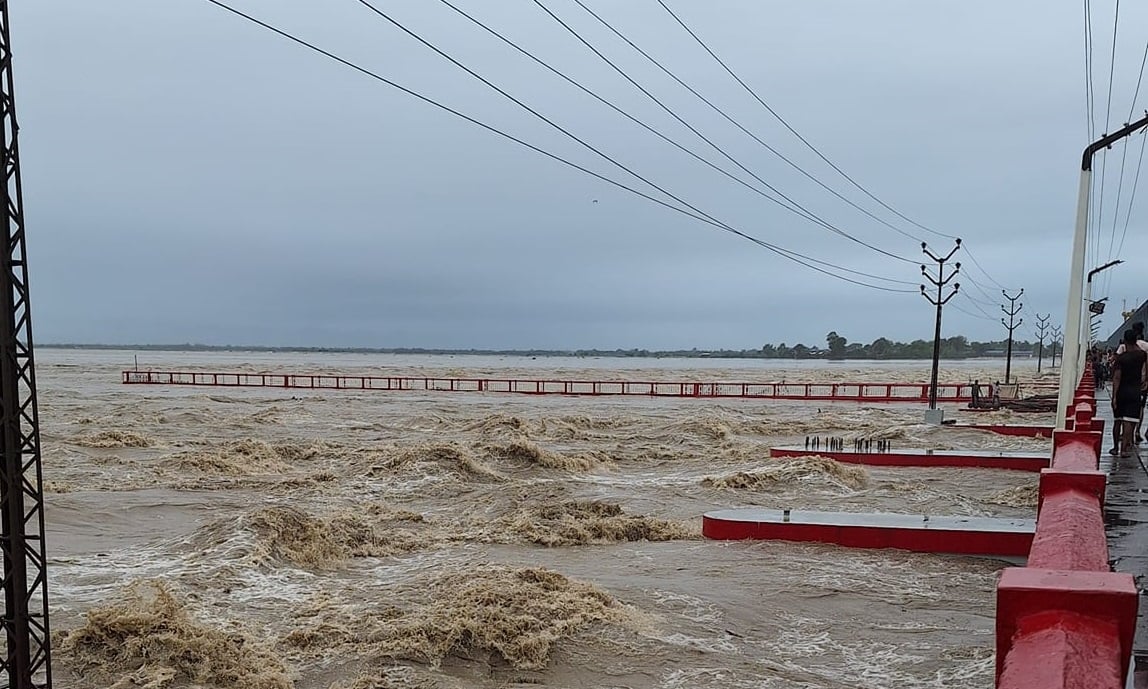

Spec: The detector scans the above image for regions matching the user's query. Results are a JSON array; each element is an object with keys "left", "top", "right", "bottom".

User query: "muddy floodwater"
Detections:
[{"left": 39, "top": 350, "right": 1054, "bottom": 688}]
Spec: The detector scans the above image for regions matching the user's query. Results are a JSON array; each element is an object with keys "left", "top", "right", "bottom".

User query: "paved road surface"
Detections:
[{"left": 1096, "top": 386, "right": 1148, "bottom": 688}]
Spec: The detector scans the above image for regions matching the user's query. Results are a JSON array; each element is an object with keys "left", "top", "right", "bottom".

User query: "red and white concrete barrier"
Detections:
[{"left": 995, "top": 366, "right": 1138, "bottom": 689}]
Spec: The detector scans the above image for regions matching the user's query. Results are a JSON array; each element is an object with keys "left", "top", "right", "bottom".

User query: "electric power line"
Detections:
[
  {"left": 1110, "top": 37, "right": 1148, "bottom": 260},
  {"left": 426, "top": 0, "right": 914, "bottom": 267},
  {"left": 960, "top": 271, "right": 1005, "bottom": 307},
  {"left": 1085, "top": 0, "right": 1097, "bottom": 138},
  {"left": 960, "top": 245, "right": 1015, "bottom": 291},
  {"left": 632, "top": 0, "right": 1015, "bottom": 291},
  {"left": 1095, "top": 0, "right": 1121, "bottom": 272},
  {"left": 200, "top": 0, "right": 917, "bottom": 293},
  {"left": 951, "top": 300, "right": 996, "bottom": 322},
  {"left": 520, "top": 0, "right": 917, "bottom": 265},
  {"left": 1128, "top": 38, "right": 1148, "bottom": 119},
  {"left": 959, "top": 291, "right": 998, "bottom": 321},
  {"left": 652, "top": 0, "right": 959, "bottom": 244},
  {"left": 1105, "top": 130, "right": 1132, "bottom": 265},
  {"left": 1115, "top": 129, "right": 1148, "bottom": 257},
  {"left": 1105, "top": 0, "right": 1121, "bottom": 132}
]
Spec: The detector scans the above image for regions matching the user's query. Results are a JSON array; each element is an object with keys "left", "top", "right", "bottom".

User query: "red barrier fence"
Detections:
[
  {"left": 121, "top": 370, "right": 984, "bottom": 403},
  {"left": 995, "top": 366, "right": 1138, "bottom": 689}
]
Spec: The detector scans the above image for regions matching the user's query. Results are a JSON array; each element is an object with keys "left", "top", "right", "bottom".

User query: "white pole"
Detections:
[
  {"left": 1057, "top": 169, "right": 1092, "bottom": 428},
  {"left": 1082, "top": 278, "right": 1092, "bottom": 374}
]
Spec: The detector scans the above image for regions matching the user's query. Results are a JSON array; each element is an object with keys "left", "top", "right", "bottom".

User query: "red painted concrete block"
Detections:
[
  {"left": 996, "top": 568, "right": 1138, "bottom": 687},
  {"left": 1037, "top": 469, "right": 1106, "bottom": 511},
  {"left": 702, "top": 510, "right": 1033, "bottom": 557},
  {"left": 999, "top": 612, "right": 1123, "bottom": 689},
  {"left": 1050, "top": 435, "right": 1102, "bottom": 471},
  {"left": 1027, "top": 489, "right": 1109, "bottom": 572},
  {"left": 1073, "top": 402, "right": 1094, "bottom": 427},
  {"left": 768, "top": 447, "right": 1048, "bottom": 471},
  {"left": 1052, "top": 430, "right": 1102, "bottom": 457},
  {"left": 951, "top": 423, "right": 1054, "bottom": 439}
]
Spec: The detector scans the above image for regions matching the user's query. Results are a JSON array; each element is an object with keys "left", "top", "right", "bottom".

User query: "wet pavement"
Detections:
[{"left": 1097, "top": 387, "right": 1148, "bottom": 687}]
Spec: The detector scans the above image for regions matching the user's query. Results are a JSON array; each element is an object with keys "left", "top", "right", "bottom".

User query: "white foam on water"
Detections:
[{"left": 42, "top": 350, "right": 1022, "bottom": 688}]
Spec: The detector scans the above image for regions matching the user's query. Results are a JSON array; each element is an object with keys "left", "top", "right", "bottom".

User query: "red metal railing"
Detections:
[
  {"left": 120, "top": 370, "right": 981, "bottom": 403},
  {"left": 995, "top": 366, "right": 1138, "bottom": 689}
]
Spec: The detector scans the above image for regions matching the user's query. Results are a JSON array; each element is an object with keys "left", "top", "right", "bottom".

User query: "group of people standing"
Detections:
[{"left": 1109, "top": 322, "right": 1148, "bottom": 457}]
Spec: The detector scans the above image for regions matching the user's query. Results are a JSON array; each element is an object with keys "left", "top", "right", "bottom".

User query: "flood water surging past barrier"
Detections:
[{"left": 122, "top": 370, "right": 984, "bottom": 403}]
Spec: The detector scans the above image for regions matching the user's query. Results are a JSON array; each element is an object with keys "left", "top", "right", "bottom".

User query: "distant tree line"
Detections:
[
  {"left": 807, "top": 332, "right": 1047, "bottom": 360},
  {"left": 42, "top": 335, "right": 1055, "bottom": 360}
]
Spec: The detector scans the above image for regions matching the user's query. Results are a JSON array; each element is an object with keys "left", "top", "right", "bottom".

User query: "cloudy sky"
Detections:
[{"left": 13, "top": 0, "right": 1148, "bottom": 349}]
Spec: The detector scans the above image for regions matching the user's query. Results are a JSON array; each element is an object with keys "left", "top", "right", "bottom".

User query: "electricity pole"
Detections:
[
  {"left": 0, "top": 4, "right": 52, "bottom": 687},
  {"left": 1034, "top": 313, "right": 1050, "bottom": 373},
  {"left": 921, "top": 239, "right": 961, "bottom": 413},
  {"left": 1051, "top": 325, "right": 1062, "bottom": 368},
  {"left": 1002, "top": 289, "right": 1024, "bottom": 384}
]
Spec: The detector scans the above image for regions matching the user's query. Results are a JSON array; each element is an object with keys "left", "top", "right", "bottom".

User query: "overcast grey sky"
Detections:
[{"left": 13, "top": 1, "right": 1148, "bottom": 349}]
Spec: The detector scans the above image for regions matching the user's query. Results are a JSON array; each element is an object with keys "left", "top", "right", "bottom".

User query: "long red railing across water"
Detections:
[{"left": 121, "top": 370, "right": 982, "bottom": 403}]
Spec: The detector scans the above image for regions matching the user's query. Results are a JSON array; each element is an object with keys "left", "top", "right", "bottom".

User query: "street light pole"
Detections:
[
  {"left": 1059, "top": 113, "right": 1148, "bottom": 428},
  {"left": 1084, "top": 260, "right": 1122, "bottom": 348}
]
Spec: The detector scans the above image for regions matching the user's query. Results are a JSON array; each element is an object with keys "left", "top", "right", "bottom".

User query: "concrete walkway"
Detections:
[{"left": 1097, "top": 385, "right": 1148, "bottom": 687}]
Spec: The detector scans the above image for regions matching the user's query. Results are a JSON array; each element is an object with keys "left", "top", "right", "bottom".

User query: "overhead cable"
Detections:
[
  {"left": 1111, "top": 39, "right": 1148, "bottom": 258},
  {"left": 652, "top": 0, "right": 957, "bottom": 243},
  {"left": 1129, "top": 38, "right": 1148, "bottom": 119},
  {"left": 1115, "top": 130, "right": 1147, "bottom": 257},
  {"left": 522, "top": 0, "right": 917, "bottom": 264},
  {"left": 600, "top": 0, "right": 1013, "bottom": 290},
  {"left": 960, "top": 246, "right": 1015, "bottom": 292},
  {"left": 1085, "top": 0, "right": 1097, "bottom": 138},
  {"left": 1096, "top": 0, "right": 1120, "bottom": 269},
  {"left": 562, "top": 0, "right": 932, "bottom": 246},
  {"left": 951, "top": 299, "right": 997, "bottom": 323},
  {"left": 200, "top": 0, "right": 916, "bottom": 293},
  {"left": 427, "top": 0, "right": 912, "bottom": 265}
]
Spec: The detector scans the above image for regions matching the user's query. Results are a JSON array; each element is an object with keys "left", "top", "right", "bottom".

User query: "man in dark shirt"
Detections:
[
  {"left": 1112, "top": 329, "right": 1148, "bottom": 457},
  {"left": 1117, "top": 322, "right": 1148, "bottom": 442}
]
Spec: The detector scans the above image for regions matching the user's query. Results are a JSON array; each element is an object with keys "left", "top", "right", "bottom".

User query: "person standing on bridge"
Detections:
[
  {"left": 1115, "top": 322, "right": 1148, "bottom": 444},
  {"left": 1111, "top": 329, "right": 1148, "bottom": 457}
]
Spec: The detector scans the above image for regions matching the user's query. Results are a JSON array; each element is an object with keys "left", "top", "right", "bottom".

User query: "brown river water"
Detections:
[{"left": 37, "top": 350, "right": 1056, "bottom": 688}]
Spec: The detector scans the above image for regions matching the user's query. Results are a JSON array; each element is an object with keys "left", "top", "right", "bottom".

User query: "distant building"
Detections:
[{"left": 1103, "top": 299, "right": 1148, "bottom": 349}]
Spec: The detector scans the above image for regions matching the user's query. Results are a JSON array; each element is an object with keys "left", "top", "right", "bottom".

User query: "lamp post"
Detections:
[
  {"left": 1084, "top": 260, "right": 1122, "bottom": 347},
  {"left": 1057, "top": 114, "right": 1148, "bottom": 429}
]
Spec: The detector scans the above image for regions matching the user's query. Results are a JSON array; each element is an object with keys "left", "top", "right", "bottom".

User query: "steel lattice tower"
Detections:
[{"left": 0, "top": 2, "right": 51, "bottom": 687}]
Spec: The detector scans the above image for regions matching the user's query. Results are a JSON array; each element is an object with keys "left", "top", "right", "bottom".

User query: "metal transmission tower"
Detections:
[
  {"left": 0, "top": 4, "right": 52, "bottom": 688},
  {"left": 920, "top": 240, "right": 961, "bottom": 414},
  {"left": 1034, "top": 314, "right": 1050, "bottom": 373},
  {"left": 1001, "top": 289, "right": 1024, "bottom": 384}
]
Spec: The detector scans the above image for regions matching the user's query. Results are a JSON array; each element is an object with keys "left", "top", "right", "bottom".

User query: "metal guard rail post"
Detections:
[{"left": 996, "top": 364, "right": 1138, "bottom": 689}]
